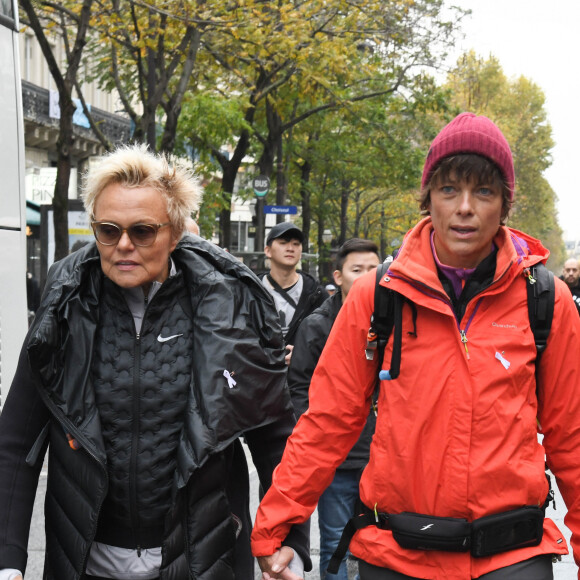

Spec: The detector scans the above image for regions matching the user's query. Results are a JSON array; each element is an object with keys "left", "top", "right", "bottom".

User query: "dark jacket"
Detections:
[
  {"left": 0, "top": 236, "right": 310, "bottom": 579},
  {"left": 262, "top": 270, "right": 326, "bottom": 346},
  {"left": 559, "top": 276, "right": 580, "bottom": 315},
  {"left": 288, "top": 291, "right": 376, "bottom": 470}
]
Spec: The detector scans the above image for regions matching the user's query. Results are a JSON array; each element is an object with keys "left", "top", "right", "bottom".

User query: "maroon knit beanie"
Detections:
[{"left": 421, "top": 112, "right": 515, "bottom": 200}]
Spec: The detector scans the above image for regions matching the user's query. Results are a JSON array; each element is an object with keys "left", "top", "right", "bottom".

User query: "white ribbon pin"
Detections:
[
  {"left": 223, "top": 370, "right": 237, "bottom": 389},
  {"left": 495, "top": 351, "right": 511, "bottom": 370}
]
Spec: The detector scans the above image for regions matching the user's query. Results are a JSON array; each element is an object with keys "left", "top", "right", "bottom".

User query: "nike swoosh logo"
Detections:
[{"left": 157, "top": 333, "right": 183, "bottom": 343}]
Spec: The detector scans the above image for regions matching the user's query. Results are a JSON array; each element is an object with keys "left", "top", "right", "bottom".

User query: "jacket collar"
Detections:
[{"left": 388, "top": 217, "right": 549, "bottom": 293}]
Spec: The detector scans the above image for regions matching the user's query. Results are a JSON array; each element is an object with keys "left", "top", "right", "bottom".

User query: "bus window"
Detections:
[
  {"left": 0, "top": 0, "right": 27, "bottom": 404},
  {"left": 0, "top": 27, "right": 22, "bottom": 229},
  {"left": 0, "top": 0, "right": 14, "bottom": 26}
]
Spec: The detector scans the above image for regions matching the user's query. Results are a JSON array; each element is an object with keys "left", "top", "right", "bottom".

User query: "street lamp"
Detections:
[{"left": 322, "top": 229, "right": 332, "bottom": 244}]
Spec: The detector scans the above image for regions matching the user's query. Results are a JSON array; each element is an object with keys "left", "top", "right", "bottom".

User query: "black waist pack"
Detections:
[
  {"left": 471, "top": 506, "right": 544, "bottom": 557},
  {"left": 328, "top": 505, "right": 545, "bottom": 574},
  {"left": 389, "top": 512, "right": 471, "bottom": 552},
  {"left": 389, "top": 507, "right": 544, "bottom": 556}
]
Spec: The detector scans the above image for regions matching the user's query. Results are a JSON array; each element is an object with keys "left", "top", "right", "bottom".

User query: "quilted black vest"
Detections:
[{"left": 92, "top": 274, "right": 192, "bottom": 548}]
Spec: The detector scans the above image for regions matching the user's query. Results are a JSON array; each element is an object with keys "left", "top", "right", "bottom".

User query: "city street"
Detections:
[{"left": 26, "top": 448, "right": 576, "bottom": 580}]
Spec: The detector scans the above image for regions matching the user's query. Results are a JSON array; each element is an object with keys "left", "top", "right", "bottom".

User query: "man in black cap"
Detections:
[{"left": 262, "top": 222, "right": 326, "bottom": 364}]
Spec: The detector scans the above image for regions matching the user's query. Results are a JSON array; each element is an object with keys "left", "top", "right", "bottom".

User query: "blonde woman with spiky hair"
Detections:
[{"left": 0, "top": 145, "right": 309, "bottom": 580}]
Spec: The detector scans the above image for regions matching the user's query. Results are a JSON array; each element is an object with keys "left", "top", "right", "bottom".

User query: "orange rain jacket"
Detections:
[{"left": 252, "top": 217, "right": 580, "bottom": 579}]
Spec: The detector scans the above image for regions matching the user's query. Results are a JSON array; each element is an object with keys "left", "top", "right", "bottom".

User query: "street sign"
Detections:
[
  {"left": 264, "top": 205, "right": 298, "bottom": 215},
  {"left": 253, "top": 175, "right": 270, "bottom": 197}
]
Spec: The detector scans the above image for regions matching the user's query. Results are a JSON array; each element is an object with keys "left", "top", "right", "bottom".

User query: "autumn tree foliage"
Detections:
[
  {"left": 27, "top": 2, "right": 565, "bottom": 266},
  {"left": 176, "top": 0, "right": 467, "bottom": 247},
  {"left": 87, "top": 0, "right": 205, "bottom": 153},
  {"left": 23, "top": 0, "right": 468, "bottom": 251}
]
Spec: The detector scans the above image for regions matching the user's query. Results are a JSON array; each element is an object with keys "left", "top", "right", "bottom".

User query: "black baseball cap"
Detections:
[{"left": 266, "top": 222, "right": 304, "bottom": 245}]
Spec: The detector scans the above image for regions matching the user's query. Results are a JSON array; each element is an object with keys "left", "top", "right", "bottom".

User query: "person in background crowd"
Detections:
[
  {"left": 325, "top": 284, "right": 337, "bottom": 296},
  {"left": 251, "top": 113, "right": 580, "bottom": 580},
  {"left": 185, "top": 216, "right": 200, "bottom": 236},
  {"left": 0, "top": 144, "right": 309, "bottom": 580},
  {"left": 560, "top": 257, "right": 580, "bottom": 314},
  {"left": 289, "top": 238, "right": 380, "bottom": 580},
  {"left": 262, "top": 222, "right": 326, "bottom": 365}
]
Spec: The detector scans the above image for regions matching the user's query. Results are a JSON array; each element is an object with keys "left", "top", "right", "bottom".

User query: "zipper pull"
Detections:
[
  {"left": 523, "top": 267, "right": 536, "bottom": 285},
  {"left": 65, "top": 432, "right": 81, "bottom": 450},
  {"left": 137, "top": 545, "right": 142, "bottom": 557},
  {"left": 365, "top": 329, "right": 378, "bottom": 360},
  {"left": 460, "top": 329, "right": 470, "bottom": 360}
]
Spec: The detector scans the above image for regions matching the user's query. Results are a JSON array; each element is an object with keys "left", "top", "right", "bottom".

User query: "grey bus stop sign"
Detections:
[{"left": 253, "top": 176, "right": 270, "bottom": 197}]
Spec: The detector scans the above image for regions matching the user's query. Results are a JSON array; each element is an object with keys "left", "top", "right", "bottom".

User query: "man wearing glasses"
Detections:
[{"left": 0, "top": 145, "right": 309, "bottom": 580}]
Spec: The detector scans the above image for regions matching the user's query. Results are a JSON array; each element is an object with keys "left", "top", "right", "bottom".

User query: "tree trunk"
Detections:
[
  {"left": 299, "top": 160, "right": 312, "bottom": 271},
  {"left": 380, "top": 205, "right": 387, "bottom": 259},
  {"left": 353, "top": 193, "right": 361, "bottom": 238},
  {"left": 214, "top": 77, "right": 263, "bottom": 246},
  {"left": 159, "top": 27, "right": 202, "bottom": 153},
  {"left": 275, "top": 132, "right": 285, "bottom": 211},
  {"left": 339, "top": 179, "right": 350, "bottom": 246},
  {"left": 218, "top": 126, "right": 253, "bottom": 249},
  {"left": 316, "top": 214, "right": 325, "bottom": 283},
  {"left": 146, "top": 52, "right": 157, "bottom": 149},
  {"left": 220, "top": 165, "right": 236, "bottom": 249},
  {"left": 219, "top": 207, "right": 231, "bottom": 250},
  {"left": 258, "top": 102, "right": 282, "bottom": 221},
  {"left": 53, "top": 93, "right": 76, "bottom": 261}
]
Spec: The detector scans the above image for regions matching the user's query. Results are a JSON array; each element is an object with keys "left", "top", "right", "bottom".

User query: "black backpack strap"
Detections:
[
  {"left": 525, "top": 263, "right": 555, "bottom": 361},
  {"left": 366, "top": 263, "right": 410, "bottom": 390},
  {"left": 366, "top": 264, "right": 397, "bottom": 415},
  {"left": 266, "top": 274, "right": 298, "bottom": 308},
  {"left": 367, "top": 263, "right": 395, "bottom": 366},
  {"left": 385, "top": 292, "right": 404, "bottom": 381}
]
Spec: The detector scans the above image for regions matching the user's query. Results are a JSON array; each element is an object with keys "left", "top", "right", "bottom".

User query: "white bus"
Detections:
[{"left": 0, "top": 0, "right": 28, "bottom": 405}]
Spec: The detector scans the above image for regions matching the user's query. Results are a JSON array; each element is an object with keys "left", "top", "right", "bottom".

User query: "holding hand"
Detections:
[
  {"left": 258, "top": 546, "right": 303, "bottom": 580},
  {"left": 284, "top": 345, "right": 294, "bottom": 366}
]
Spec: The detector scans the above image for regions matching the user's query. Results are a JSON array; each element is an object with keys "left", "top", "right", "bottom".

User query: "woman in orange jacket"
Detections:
[{"left": 251, "top": 113, "right": 580, "bottom": 580}]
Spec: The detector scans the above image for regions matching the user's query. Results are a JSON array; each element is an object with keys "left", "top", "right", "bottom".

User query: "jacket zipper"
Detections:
[
  {"left": 130, "top": 329, "right": 142, "bottom": 547},
  {"left": 128, "top": 289, "right": 152, "bottom": 554},
  {"left": 457, "top": 299, "right": 483, "bottom": 360},
  {"left": 389, "top": 260, "right": 514, "bottom": 361},
  {"left": 459, "top": 329, "right": 469, "bottom": 358},
  {"left": 452, "top": 261, "right": 515, "bottom": 360}
]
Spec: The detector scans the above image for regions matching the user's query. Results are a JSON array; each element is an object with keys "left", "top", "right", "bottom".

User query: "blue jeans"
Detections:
[{"left": 318, "top": 468, "right": 362, "bottom": 580}]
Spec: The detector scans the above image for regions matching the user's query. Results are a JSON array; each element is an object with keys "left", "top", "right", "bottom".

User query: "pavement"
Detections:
[{"left": 25, "top": 450, "right": 577, "bottom": 580}]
